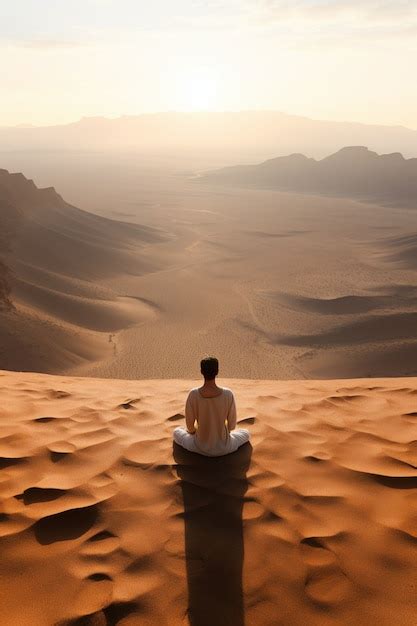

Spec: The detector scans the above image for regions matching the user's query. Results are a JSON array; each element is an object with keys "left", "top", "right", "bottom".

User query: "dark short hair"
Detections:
[{"left": 200, "top": 356, "right": 219, "bottom": 379}]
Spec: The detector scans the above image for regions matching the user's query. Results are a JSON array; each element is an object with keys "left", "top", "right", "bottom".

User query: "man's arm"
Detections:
[
  {"left": 226, "top": 393, "right": 237, "bottom": 431},
  {"left": 185, "top": 392, "right": 197, "bottom": 434}
]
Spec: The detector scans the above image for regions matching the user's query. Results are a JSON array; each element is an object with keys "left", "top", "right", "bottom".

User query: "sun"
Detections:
[
  {"left": 173, "top": 71, "right": 221, "bottom": 111},
  {"left": 183, "top": 76, "right": 217, "bottom": 110}
]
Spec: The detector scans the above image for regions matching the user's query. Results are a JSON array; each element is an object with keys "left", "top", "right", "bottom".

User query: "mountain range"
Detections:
[
  {"left": 202, "top": 146, "right": 417, "bottom": 208},
  {"left": 1, "top": 112, "right": 417, "bottom": 163}
]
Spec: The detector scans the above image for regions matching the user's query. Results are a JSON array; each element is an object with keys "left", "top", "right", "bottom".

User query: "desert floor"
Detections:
[
  {"left": 1, "top": 370, "right": 417, "bottom": 625},
  {"left": 74, "top": 176, "right": 417, "bottom": 380}
]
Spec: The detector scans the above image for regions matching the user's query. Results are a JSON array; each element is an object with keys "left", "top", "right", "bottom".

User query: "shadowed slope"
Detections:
[{"left": 0, "top": 169, "right": 168, "bottom": 373}]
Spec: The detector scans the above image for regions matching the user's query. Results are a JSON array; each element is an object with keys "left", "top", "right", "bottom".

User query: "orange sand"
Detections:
[{"left": 1, "top": 369, "right": 417, "bottom": 625}]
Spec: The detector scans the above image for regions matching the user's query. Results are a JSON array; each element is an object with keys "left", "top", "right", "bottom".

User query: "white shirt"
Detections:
[{"left": 185, "top": 387, "right": 237, "bottom": 455}]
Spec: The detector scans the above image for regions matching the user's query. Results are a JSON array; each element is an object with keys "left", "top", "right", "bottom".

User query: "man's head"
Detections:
[{"left": 200, "top": 356, "right": 219, "bottom": 381}]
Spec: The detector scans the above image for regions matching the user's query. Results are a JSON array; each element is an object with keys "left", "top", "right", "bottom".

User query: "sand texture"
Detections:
[{"left": 1, "top": 370, "right": 417, "bottom": 625}]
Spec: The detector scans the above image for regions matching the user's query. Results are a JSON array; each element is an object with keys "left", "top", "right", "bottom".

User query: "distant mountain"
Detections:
[
  {"left": 1, "top": 112, "right": 417, "bottom": 163},
  {"left": 202, "top": 146, "right": 417, "bottom": 208},
  {"left": 0, "top": 168, "right": 166, "bottom": 372}
]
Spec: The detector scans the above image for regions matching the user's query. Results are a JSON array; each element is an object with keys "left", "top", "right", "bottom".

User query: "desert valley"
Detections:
[{"left": 1, "top": 137, "right": 417, "bottom": 381}]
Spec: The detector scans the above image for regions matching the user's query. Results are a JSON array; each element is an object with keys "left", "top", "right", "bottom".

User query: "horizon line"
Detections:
[{"left": 1, "top": 110, "right": 416, "bottom": 133}]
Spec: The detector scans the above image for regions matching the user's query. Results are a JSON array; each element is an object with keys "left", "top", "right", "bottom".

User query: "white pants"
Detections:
[{"left": 173, "top": 427, "right": 250, "bottom": 457}]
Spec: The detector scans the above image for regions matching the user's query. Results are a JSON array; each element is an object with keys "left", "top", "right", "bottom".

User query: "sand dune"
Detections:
[
  {"left": 263, "top": 285, "right": 417, "bottom": 315},
  {"left": 1, "top": 370, "right": 417, "bottom": 625},
  {"left": 253, "top": 286, "right": 417, "bottom": 378},
  {"left": 0, "top": 168, "right": 164, "bottom": 279},
  {"left": 0, "top": 168, "right": 169, "bottom": 373},
  {"left": 273, "top": 311, "right": 417, "bottom": 348}
]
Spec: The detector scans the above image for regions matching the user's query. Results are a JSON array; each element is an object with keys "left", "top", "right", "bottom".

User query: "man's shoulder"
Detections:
[{"left": 222, "top": 387, "right": 234, "bottom": 398}]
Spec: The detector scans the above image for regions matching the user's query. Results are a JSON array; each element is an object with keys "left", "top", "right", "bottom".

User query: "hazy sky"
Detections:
[{"left": 1, "top": 0, "right": 417, "bottom": 128}]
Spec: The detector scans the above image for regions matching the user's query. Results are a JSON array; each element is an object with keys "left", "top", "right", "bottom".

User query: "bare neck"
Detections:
[
  {"left": 202, "top": 378, "right": 219, "bottom": 389},
  {"left": 198, "top": 379, "right": 223, "bottom": 398}
]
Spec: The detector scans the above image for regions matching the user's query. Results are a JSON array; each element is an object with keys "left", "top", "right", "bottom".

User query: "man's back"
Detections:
[
  {"left": 173, "top": 356, "right": 250, "bottom": 457},
  {"left": 186, "top": 387, "right": 236, "bottom": 454}
]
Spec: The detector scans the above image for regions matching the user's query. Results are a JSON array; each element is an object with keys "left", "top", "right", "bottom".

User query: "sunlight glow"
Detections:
[
  {"left": 173, "top": 71, "right": 221, "bottom": 111},
  {"left": 1, "top": 1, "right": 417, "bottom": 126}
]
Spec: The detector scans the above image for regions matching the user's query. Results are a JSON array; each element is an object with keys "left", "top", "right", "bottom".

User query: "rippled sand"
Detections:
[{"left": 1, "top": 370, "right": 417, "bottom": 625}]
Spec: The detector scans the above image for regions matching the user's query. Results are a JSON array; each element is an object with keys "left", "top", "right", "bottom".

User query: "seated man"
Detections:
[{"left": 173, "top": 356, "right": 250, "bottom": 457}]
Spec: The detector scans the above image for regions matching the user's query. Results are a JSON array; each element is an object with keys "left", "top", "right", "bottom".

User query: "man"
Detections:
[{"left": 173, "top": 356, "right": 250, "bottom": 456}]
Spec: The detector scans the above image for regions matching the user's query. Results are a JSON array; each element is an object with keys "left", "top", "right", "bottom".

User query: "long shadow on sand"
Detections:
[{"left": 173, "top": 442, "right": 252, "bottom": 626}]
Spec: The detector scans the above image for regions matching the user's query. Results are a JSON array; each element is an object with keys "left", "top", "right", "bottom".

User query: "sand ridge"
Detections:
[{"left": 1, "top": 370, "right": 417, "bottom": 625}]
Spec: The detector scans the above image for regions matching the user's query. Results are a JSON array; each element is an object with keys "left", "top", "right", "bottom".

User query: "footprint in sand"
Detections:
[{"left": 109, "top": 334, "right": 118, "bottom": 356}]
